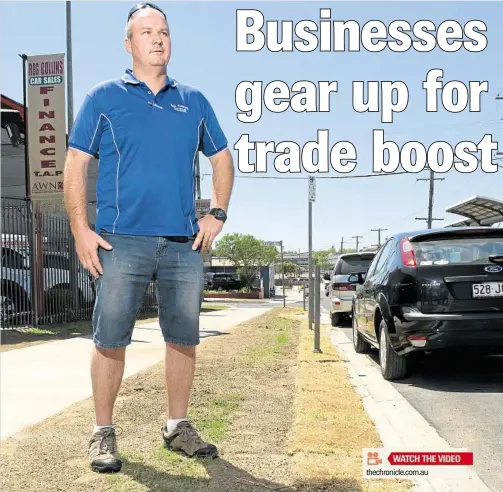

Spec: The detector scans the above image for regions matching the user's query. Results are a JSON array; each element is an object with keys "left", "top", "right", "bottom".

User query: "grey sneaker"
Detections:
[
  {"left": 162, "top": 421, "right": 218, "bottom": 458},
  {"left": 88, "top": 427, "right": 122, "bottom": 473}
]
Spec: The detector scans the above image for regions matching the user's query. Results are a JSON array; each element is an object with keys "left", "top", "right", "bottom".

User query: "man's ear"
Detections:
[{"left": 124, "top": 37, "right": 132, "bottom": 55}]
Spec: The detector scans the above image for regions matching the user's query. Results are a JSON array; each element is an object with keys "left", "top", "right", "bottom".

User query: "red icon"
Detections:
[{"left": 367, "top": 452, "right": 382, "bottom": 466}]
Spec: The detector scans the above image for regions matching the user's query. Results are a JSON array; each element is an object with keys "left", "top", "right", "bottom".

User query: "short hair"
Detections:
[{"left": 125, "top": 5, "right": 168, "bottom": 39}]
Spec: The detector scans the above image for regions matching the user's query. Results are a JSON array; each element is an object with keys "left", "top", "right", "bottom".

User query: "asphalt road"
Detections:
[{"left": 321, "top": 297, "right": 503, "bottom": 492}]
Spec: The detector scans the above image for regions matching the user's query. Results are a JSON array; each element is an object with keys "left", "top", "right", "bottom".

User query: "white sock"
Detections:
[
  {"left": 167, "top": 418, "right": 187, "bottom": 432},
  {"left": 93, "top": 424, "right": 113, "bottom": 434}
]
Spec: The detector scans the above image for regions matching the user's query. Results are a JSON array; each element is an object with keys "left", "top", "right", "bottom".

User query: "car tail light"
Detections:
[
  {"left": 400, "top": 237, "right": 417, "bottom": 267},
  {"left": 407, "top": 335, "right": 427, "bottom": 347},
  {"left": 332, "top": 282, "right": 356, "bottom": 291}
]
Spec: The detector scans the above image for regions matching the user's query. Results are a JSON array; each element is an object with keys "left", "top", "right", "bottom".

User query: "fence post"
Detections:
[
  {"left": 314, "top": 265, "right": 322, "bottom": 353},
  {"left": 303, "top": 282, "right": 306, "bottom": 311},
  {"left": 28, "top": 201, "right": 42, "bottom": 327}
]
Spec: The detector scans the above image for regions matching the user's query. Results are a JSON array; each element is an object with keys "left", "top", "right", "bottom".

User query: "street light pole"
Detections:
[
  {"left": 66, "top": 1, "right": 74, "bottom": 134},
  {"left": 66, "top": 1, "right": 80, "bottom": 316}
]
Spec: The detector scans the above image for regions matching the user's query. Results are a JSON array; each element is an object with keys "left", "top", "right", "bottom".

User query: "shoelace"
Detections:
[
  {"left": 99, "top": 430, "right": 117, "bottom": 454},
  {"left": 90, "top": 426, "right": 122, "bottom": 455},
  {"left": 179, "top": 424, "right": 203, "bottom": 445}
]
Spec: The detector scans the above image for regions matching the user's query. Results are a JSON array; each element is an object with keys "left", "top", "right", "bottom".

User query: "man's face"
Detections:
[{"left": 125, "top": 9, "right": 171, "bottom": 67}]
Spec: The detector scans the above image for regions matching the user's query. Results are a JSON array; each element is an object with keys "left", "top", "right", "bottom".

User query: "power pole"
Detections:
[
  {"left": 340, "top": 237, "right": 344, "bottom": 254},
  {"left": 352, "top": 235, "right": 362, "bottom": 252},
  {"left": 371, "top": 228, "right": 388, "bottom": 248},
  {"left": 416, "top": 168, "right": 444, "bottom": 228}
]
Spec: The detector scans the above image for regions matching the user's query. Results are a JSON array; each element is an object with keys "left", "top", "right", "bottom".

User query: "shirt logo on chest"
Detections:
[{"left": 170, "top": 103, "right": 189, "bottom": 113}]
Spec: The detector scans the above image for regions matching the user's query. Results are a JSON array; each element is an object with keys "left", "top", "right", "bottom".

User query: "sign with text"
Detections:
[
  {"left": 308, "top": 176, "right": 316, "bottom": 202},
  {"left": 26, "top": 53, "right": 66, "bottom": 200},
  {"left": 363, "top": 448, "right": 475, "bottom": 480}
]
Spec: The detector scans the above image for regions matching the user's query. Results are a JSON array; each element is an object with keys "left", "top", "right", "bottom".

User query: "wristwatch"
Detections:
[{"left": 209, "top": 208, "right": 227, "bottom": 223}]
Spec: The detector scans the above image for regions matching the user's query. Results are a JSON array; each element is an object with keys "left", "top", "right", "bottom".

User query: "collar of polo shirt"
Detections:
[{"left": 121, "top": 68, "right": 177, "bottom": 88}]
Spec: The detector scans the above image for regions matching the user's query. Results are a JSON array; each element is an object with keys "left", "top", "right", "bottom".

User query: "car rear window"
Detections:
[
  {"left": 413, "top": 237, "right": 503, "bottom": 265},
  {"left": 335, "top": 255, "right": 375, "bottom": 274}
]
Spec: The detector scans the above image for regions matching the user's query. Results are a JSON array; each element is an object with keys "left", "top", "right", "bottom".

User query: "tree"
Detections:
[
  {"left": 313, "top": 250, "right": 331, "bottom": 270},
  {"left": 341, "top": 248, "right": 357, "bottom": 254},
  {"left": 213, "top": 233, "right": 278, "bottom": 289},
  {"left": 277, "top": 261, "right": 297, "bottom": 277}
]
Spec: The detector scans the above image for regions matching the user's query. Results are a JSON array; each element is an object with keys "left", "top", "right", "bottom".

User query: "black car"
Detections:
[
  {"left": 349, "top": 227, "right": 503, "bottom": 380},
  {"left": 204, "top": 272, "right": 242, "bottom": 291}
]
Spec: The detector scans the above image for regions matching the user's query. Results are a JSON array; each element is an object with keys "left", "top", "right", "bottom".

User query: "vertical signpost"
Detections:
[
  {"left": 308, "top": 176, "right": 315, "bottom": 330},
  {"left": 314, "top": 265, "right": 322, "bottom": 353}
]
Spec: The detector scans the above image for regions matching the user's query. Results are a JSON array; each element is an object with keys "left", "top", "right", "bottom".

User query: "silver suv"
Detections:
[{"left": 329, "top": 251, "right": 376, "bottom": 326}]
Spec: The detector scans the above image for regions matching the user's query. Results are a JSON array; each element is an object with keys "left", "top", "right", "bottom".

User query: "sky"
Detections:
[{"left": 1, "top": 1, "right": 502, "bottom": 252}]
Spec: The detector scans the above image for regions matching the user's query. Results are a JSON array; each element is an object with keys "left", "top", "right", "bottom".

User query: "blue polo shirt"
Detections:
[{"left": 68, "top": 69, "right": 228, "bottom": 236}]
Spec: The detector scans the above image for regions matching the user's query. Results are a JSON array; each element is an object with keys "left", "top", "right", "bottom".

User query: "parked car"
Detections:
[
  {"left": 204, "top": 272, "right": 242, "bottom": 291},
  {"left": 350, "top": 227, "right": 503, "bottom": 381},
  {"left": 1, "top": 246, "right": 95, "bottom": 325},
  {"left": 328, "top": 251, "right": 377, "bottom": 326}
]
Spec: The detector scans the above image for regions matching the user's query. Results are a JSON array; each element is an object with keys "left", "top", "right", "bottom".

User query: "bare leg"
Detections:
[
  {"left": 91, "top": 346, "right": 126, "bottom": 426},
  {"left": 165, "top": 343, "right": 196, "bottom": 419}
]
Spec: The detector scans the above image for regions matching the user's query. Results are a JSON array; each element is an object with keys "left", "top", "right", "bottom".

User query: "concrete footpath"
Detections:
[{"left": 0, "top": 304, "right": 272, "bottom": 441}]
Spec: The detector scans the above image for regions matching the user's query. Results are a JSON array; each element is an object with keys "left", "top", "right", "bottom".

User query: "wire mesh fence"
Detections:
[{"left": 1, "top": 197, "right": 158, "bottom": 329}]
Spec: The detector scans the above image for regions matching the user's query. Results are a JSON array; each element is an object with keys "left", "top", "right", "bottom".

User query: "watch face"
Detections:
[{"left": 211, "top": 209, "right": 226, "bottom": 221}]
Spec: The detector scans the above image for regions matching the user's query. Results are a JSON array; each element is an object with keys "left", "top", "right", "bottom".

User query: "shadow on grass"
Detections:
[
  {"left": 118, "top": 455, "right": 363, "bottom": 492},
  {"left": 200, "top": 330, "right": 230, "bottom": 340}
]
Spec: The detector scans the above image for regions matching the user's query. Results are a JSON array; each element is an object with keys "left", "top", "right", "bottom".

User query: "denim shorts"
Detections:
[{"left": 92, "top": 233, "right": 203, "bottom": 349}]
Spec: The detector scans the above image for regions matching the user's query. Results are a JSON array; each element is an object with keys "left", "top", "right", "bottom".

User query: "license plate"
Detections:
[{"left": 472, "top": 282, "right": 503, "bottom": 298}]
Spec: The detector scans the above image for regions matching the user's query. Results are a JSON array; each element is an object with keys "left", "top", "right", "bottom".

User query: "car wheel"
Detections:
[
  {"left": 352, "top": 309, "right": 370, "bottom": 354},
  {"left": 379, "top": 320, "right": 408, "bottom": 380},
  {"left": 1, "top": 294, "right": 17, "bottom": 326},
  {"left": 331, "top": 312, "right": 340, "bottom": 327}
]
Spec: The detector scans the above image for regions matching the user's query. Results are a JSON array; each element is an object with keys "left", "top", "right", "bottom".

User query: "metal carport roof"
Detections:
[{"left": 444, "top": 195, "right": 503, "bottom": 228}]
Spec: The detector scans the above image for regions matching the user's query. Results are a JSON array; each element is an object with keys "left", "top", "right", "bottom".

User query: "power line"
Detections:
[{"left": 202, "top": 171, "right": 412, "bottom": 180}]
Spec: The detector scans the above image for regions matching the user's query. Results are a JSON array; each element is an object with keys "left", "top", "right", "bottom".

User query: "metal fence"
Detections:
[{"left": 1, "top": 197, "right": 158, "bottom": 329}]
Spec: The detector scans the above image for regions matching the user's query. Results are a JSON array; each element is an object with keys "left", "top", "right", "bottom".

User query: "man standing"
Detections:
[{"left": 64, "top": 2, "right": 234, "bottom": 473}]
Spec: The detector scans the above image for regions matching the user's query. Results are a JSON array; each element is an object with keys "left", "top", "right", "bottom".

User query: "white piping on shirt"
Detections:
[
  {"left": 100, "top": 114, "right": 121, "bottom": 233},
  {"left": 202, "top": 120, "right": 218, "bottom": 151},
  {"left": 68, "top": 146, "right": 96, "bottom": 159},
  {"left": 190, "top": 118, "right": 204, "bottom": 236},
  {"left": 89, "top": 113, "right": 103, "bottom": 153}
]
